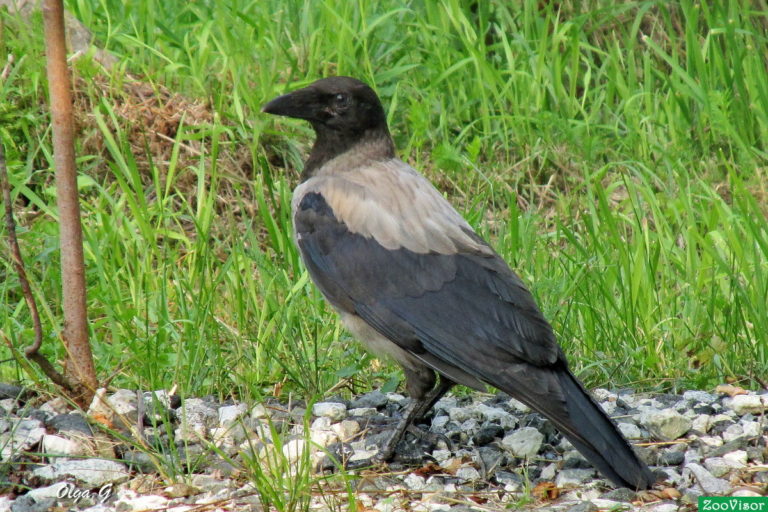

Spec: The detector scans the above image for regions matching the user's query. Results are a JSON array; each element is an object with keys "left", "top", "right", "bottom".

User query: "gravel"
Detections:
[{"left": 1, "top": 384, "right": 766, "bottom": 511}]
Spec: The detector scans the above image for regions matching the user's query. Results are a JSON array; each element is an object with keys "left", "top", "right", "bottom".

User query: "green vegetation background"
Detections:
[{"left": 1, "top": 0, "right": 767, "bottom": 403}]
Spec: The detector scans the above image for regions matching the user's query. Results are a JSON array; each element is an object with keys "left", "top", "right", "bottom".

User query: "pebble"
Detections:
[
  {"left": 639, "top": 408, "right": 692, "bottom": 440},
  {"left": 4, "top": 384, "right": 768, "bottom": 511},
  {"left": 500, "top": 426, "right": 543, "bottom": 457},
  {"left": 312, "top": 401, "right": 347, "bottom": 421},
  {"left": 726, "top": 395, "right": 766, "bottom": 415},
  {"left": 32, "top": 459, "right": 130, "bottom": 487}
]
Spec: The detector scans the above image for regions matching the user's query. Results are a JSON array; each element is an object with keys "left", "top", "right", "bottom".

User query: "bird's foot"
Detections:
[{"left": 406, "top": 424, "right": 454, "bottom": 451}]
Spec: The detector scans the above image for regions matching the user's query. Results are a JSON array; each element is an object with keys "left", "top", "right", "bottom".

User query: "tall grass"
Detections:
[{"left": 1, "top": 0, "right": 767, "bottom": 408}]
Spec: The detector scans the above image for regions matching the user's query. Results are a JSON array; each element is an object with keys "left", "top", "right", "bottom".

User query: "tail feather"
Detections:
[
  {"left": 553, "top": 371, "right": 655, "bottom": 489},
  {"left": 498, "top": 365, "right": 656, "bottom": 489}
]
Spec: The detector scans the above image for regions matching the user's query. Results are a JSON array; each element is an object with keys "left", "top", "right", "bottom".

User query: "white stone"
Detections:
[
  {"left": 617, "top": 422, "right": 643, "bottom": 439},
  {"left": 456, "top": 466, "right": 481, "bottom": 481},
  {"left": 691, "top": 414, "right": 712, "bottom": 433},
  {"left": 432, "top": 449, "right": 451, "bottom": 462},
  {"left": 310, "top": 429, "right": 338, "bottom": 448},
  {"left": 32, "top": 459, "right": 130, "bottom": 487},
  {"left": 311, "top": 417, "right": 332, "bottom": 430},
  {"left": 348, "top": 407, "right": 377, "bottom": 417},
  {"left": 500, "top": 427, "right": 544, "bottom": 457},
  {"left": 42, "top": 434, "right": 86, "bottom": 457},
  {"left": 331, "top": 419, "right": 360, "bottom": 440},
  {"left": 113, "top": 490, "right": 168, "bottom": 512},
  {"left": 218, "top": 403, "right": 248, "bottom": 427},
  {"left": 683, "top": 463, "right": 732, "bottom": 495},
  {"left": 404, "top": 473, "right": 426, "bottom": 490},
  {"left": 539, "top": 462, "right": 558, "bottom": 480},
  {"left": 250, "top": 403, "right": 270, "bottom": 419},
  {"left": 385, "top": 393, "right": 406, "bottom": 404},
  {"left": 740, "top": 420, "right": 761, "bottom": 437},
  {"left": 684, "top": 390, "right": 717, "bottom": 404},
  {"left": 27, "top": 482, "right": 70, "bottom": 502},
  {"left": 282, "top": 439, "right": 308, "bottom": 464},
  {"left": 312, "top": 402, "right": 346, "bottom": 421},
  {"left": 650, "top": 504, "right": 679, "bottom": 512},
  {"left": 726, "top": 395, "right": 766, "bottom": 415},
  {"left": 507, "top": 398, "right": 531, "bottom": 413},
  {"left": 638, "top": 408, "right": 692, "bottom": 440},
  {"left": 723, "top": 450, "right": 748, "bottom": 466},
  {"left": 474, "top": 404, "right": 517, "bottom": 428},
  {"left": 0, "top": 497, "right": 11, "bottom": 512},
  {"left": 108, "top": 389, "right": 138, "bottom": 415},
  {"left": 175, "top": 399, "right": 218, "bottom": 428}
]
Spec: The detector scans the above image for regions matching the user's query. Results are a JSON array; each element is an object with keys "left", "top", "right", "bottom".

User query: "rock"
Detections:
[
  {"left": 683, "top": 462, "right": 732, "bottom": 495},
  {"left": 472, "top": 424, "right": 504, "bottom": 446},
  {"left": 312, "top": 402, "right": 347, "bottom": 421},
  {"left": 455, "top": 466, "right": 481, "bottom": 482},
  {"left": 617, "top": 422, "right": 643, "bottom": 440},
  {"left": 47, "top": 413, "right": 93, "bottom": 436},
  {"left": 704, "top": 457, "right": 735, "bottom": 478},
  {"left": 691, "top": 414, "right": 712, "bottom": 433},
  {"left": 500, "top": 427, "right": 544, "bottom": 457},
  {"left": 495, "top": 470, "right": 524, "bottom": 491},
  {"left": 350, "top": 390, "right": 388, "bottom": 409},
  {"left": 176, "top": 398, "right": 217, "bottom": 427},
  {"left": 732, "top": 489, "right": 763, "bottom": 497},
  {"left": 385, "top": 393, "right": 406, "bottom": 405},
  {"left": 658, "top": 447, "right": 685, "bottom": 466},
  {"left": 348, "top": 407, "right": 377, "bottom": 417},
  {"left": 649, "top": 504, "right": 679, "bottom": 512},
  {"left": 404, "top": 473, "right": 426, "bottom": 490},
  {"left": 474, "top": 404, "right": 517, "bottom": 428},
  {"left": 566, "top": 502, "right": 597, "bottom": 512},
  {"left": 601, "top": 487, "right": 636, "bottom": 502},
  {"left": 507, "top": 398, "right": 531, "bottom": 413},
  {"left": 331, "top": 419, "right": 360, "bottom": 440},
  {"left": 218, "top": 403, "right": 248, "bottom": 427},
  {"left": 555, "top": 468, "right": 596, "bottom": 487},
  {"left": 725, "top": 395, "right": 766, "bottom": 415},
  {"left": 1, "top": 418, "right": 46, "bottom": 459},
  {"left": 311, "top": 416, "right": 332, "bottom": 430},
  {"left": 282, "top": 439, "right": 308, "bottom": 464},
  {"left": 42, "top": 434, "right": 86, "bottom": 458},
  {"left": 539, "top": 462, "right": 557, "bottom": 480},
  {"left": 723, "top": 450, "right": 748, "bottom": 465},
  {"left": 639, "top": 408, "right": 692, "bottom": 440},
  {"left": 683, "top": 391, "right": 717, "bottom": 404},
  {"left": 32, "top": 459, "right": 130, "bottom": 487}
]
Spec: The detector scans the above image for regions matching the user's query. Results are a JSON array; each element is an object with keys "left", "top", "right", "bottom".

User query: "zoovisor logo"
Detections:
[{"left": 699, "top": 497, "right": 768, "bottom": 511}]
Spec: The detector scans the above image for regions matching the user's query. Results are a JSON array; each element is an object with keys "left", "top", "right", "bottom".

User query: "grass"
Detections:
[{"left": 1, "top": 0, "right": 766, "bottom": 449}]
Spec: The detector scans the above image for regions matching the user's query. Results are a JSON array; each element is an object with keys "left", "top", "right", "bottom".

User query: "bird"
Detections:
[{"left": 262, "top": 76, "right": 656, "bottom": 490}]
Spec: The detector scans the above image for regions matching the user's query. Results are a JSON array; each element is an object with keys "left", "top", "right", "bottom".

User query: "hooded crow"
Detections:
[{"left": 263, "top": 76, "right": 656, "bottom": 490}]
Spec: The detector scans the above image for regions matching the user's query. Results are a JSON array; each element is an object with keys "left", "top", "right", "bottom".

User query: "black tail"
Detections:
[
  {"left": 498, "top": 366, "right": 656, "bottom": 489},
  {"left": 551, "top": 371, "right": 655, "bottom": 489}
]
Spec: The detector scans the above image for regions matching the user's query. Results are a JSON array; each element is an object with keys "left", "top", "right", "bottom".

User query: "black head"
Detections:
[
  {"left": 262, "top": 76, "right": 388, "bottom": 134},
  {"left": 263, "top": 77, "right": 394, "bottom": 179}
]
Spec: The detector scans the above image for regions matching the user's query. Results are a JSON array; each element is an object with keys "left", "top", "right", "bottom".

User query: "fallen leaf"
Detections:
[
  {"left": 413, "top": 462, "right": 443, "bottom": 478},
  {"left": 532, "top": 481, "right": 559, "bottom": 501},
  {"left": 715, "top": 384, "right": 747, "bottom": 397}
]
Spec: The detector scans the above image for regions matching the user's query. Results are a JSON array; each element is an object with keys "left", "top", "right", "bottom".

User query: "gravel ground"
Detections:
[{"left": 0, "top": 383, "right": 766, "bottom": 511}]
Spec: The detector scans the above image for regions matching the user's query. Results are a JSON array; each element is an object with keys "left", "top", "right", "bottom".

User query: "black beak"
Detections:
[{"left": 262, "top": 87, "right": 316, "bottom": 120}]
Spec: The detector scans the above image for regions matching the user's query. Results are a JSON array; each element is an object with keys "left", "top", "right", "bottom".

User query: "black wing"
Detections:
[{"left": 293, "top": 190, "right": 563, "bottom": 379}]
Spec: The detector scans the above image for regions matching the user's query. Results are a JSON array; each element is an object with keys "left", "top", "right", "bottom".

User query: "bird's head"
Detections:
[
  {"left": 262, "top": 76, "right": 388, "bottom": 135},
  {"left": 263, "top": 77, "right": 394, "bottom": 178}
]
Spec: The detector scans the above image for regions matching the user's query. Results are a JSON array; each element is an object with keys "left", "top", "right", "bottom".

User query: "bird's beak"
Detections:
[{"left": 262, "top": 87, "right": 316, "bottom": 120}]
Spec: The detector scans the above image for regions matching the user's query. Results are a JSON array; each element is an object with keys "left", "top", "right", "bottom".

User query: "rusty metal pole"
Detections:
[{"left": 42, "top": 0, "right": 97, "bottom": 405}]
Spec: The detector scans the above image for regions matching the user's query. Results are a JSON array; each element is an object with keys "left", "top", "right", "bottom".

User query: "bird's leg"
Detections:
[{"left": 374, "top": 375, "right": 455, "bottom": 462}]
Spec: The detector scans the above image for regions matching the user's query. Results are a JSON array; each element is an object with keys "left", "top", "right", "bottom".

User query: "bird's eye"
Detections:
[{"left": 334, "top": 93, "right": 350, "bottom": 108}]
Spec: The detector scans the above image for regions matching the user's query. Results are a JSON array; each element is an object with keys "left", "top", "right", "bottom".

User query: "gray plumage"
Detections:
[{"left": 263, "top": 76, "right": 656, "bottom": 490}]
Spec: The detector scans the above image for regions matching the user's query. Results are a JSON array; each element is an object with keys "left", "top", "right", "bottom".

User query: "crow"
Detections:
[{"left": 262, "top": 76, "right": 656, "bottom": 490}]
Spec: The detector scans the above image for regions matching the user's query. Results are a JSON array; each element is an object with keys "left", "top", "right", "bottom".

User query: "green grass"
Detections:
[{"left": 2, "top": 0, "right": 767, "bottom": 411}]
